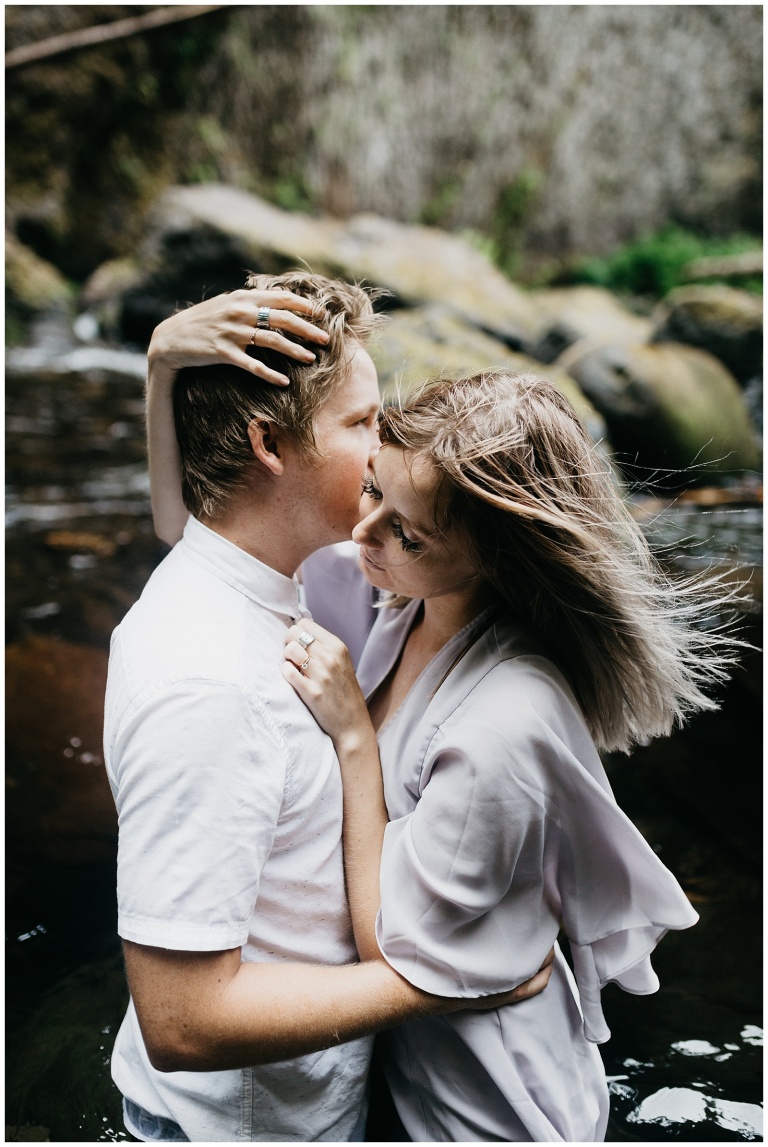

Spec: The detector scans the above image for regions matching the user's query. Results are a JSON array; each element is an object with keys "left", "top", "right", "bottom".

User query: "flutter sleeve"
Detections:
[{"left": 375, "top": 660, "right": 698, "bottom": 1043}]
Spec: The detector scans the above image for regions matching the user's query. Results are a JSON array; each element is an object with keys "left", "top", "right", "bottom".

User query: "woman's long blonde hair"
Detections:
[{"left": 379, "top": 370, "right": 745, "bottom": 754}]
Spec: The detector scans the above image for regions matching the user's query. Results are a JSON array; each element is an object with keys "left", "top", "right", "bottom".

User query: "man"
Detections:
[{"left": 105, "top": 272, "right": 548, "bottom": 1142}]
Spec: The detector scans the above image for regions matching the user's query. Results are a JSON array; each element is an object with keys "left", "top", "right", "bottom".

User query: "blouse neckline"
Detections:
[{"left": 368, "top": 599, "right": 500, "bottom": 738}]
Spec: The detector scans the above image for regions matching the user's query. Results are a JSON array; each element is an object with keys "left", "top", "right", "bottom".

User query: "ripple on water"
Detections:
[
  {"left": 608, "top": 1027, "right": 764, "bottom": 1141},
  {"left": 628, "top": 1087, "right": 763, "bottom": 1139}
]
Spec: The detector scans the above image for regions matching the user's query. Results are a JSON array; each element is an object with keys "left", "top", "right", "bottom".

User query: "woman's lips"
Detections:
[{"left": 359, "top": 548, "right": 385, "bottom": 572}]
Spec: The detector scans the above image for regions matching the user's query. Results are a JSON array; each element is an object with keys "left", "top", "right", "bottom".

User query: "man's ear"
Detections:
[{"left": 247, "top": 418, "right": 285, "bottom": 476}]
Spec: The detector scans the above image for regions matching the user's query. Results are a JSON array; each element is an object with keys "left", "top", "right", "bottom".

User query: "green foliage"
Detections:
[
  {"left": 571, "top": 227, "right": 762, "bottom": 299},
  {"left": 5, "top": 311, "right": 29, "bottom": 348},
  {"left": 459, "top": 228, "right": 500, "bottom": 264},
  {"left": 5, "top": 6, "right": 231, "bottom": 279},
  {"left": 272, "top": 175, "right": 314, "bottom": 215},
  {"left": 183, "top": 116, "right": 230, "bottom": 185},
  {"left": 419, "top": 178, "right": 462, "bottom": 228},
  {"left": 490, "top": 170, "right": 543, "bottom": 277},
  {"left": 446, "top": 173, "right": 545, "bottom": 278}
]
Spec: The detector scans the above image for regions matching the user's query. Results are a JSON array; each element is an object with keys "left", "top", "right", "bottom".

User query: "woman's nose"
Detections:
[{"left": 352, "top": 508, "right": 380, "bottom": 547}]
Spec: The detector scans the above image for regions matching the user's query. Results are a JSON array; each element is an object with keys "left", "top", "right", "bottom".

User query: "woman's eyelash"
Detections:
[
  {"left": 361, "top": 476, "right": 421, "bottom": 552},
  {"left": 361, "top": 475, "right": 382, "bottom": 500},
  {"left": 392, "top": 521, "right": 422, "bottom": 553}
]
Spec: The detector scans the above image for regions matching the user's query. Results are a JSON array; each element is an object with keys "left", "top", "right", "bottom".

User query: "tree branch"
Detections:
[{"left": 5, "top": 5, "right": 228, "bottom": 70}]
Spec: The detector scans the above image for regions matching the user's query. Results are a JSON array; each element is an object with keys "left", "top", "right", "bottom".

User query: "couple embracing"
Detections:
[{"left": 105, "top": 271, "right": 728, "bottom": 1143}]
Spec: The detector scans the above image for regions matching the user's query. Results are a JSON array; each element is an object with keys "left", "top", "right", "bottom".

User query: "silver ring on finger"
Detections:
[
  {"left": 256, "top": 306, "right": 272, "bottom": 330},
  {"left": 298, "top": 631, "right": 316, "bottom": 650},
  {"left": 300, "top": 655, "right": 311, "bottom": 673}
]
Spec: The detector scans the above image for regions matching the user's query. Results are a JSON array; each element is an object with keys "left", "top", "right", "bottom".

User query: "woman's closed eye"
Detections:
[
  {"left": 392, "top": 520, "right": 422, "bottom": 553},
  {"left": 361, "top": 476, "right": 422, "bottom": 552},
  {"left": 361, "top": 475, "right": 383, "bottom": 500}
]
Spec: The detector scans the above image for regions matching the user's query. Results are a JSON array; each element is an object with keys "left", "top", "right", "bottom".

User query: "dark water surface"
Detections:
[{"left": 5, "top": 337, "right": 762, "bottom": 1142}]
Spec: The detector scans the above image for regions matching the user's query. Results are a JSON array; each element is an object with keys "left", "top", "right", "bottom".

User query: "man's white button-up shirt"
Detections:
[{"left": 104, "top": 516, "right": 370, "bottom": 1142}]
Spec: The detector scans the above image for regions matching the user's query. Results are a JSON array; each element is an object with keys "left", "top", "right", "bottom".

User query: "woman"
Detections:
[{"left": 148, "top": 286, "right": 737, "bottom": 1141}]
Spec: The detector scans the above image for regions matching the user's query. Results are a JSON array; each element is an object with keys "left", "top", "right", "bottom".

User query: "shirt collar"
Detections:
[{"left": 180, "top": 516, "right": 305, "bottom": 623}]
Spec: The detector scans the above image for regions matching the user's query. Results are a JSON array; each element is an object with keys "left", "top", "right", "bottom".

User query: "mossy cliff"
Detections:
[{"left": 6, "top": 6, "right": 762, "bottom": 284}]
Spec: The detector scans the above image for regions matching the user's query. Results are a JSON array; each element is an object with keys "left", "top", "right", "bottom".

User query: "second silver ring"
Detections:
[
  {"left": 300, "top": 656, "right": 311, "bottom": 673},
  {"left": 256, "top": 306, "right": 272, "bottom": 330}
]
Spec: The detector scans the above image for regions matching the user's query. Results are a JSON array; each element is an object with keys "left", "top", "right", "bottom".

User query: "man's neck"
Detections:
[{"left": 200, "top": 501, "right": 316, "bottom": 579}]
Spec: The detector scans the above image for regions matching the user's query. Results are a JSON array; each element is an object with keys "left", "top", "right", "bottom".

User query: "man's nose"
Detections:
[{"left": 367, "top": 427, "right": 381, "bottom": 466}]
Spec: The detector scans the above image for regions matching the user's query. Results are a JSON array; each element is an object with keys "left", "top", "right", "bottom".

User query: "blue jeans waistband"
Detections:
[{"left": 123, "top": 1097, "right": 189, "bottom": 1142}]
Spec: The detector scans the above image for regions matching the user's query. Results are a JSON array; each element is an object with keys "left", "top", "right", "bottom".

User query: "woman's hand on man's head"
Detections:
[{"left": 147, "top": 289, "right": 330, "bottom": 388}]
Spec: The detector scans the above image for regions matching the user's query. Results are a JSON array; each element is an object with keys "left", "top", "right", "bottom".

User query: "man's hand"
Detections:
[
  {"left": 147, "top": 288, "right": 330, "bottom": 389},
  {"left": 467, "top": 946, "right": 556, "bottom": 1011}
]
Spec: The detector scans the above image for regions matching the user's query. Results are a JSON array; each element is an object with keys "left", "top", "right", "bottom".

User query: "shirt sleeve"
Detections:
[
  {"left": 377, "top": 714, "right": 562, "bottom": 998},
  {"left": 376, "top": 678, "right": 698, "bottom": 1042},
  {"left": 112, "top": 679, "right": 287, "bottom": 952}
]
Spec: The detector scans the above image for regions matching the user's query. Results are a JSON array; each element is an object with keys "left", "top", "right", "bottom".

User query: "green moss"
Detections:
[{"left": 570, "top": 227, "right": 762, "bottom": 300}]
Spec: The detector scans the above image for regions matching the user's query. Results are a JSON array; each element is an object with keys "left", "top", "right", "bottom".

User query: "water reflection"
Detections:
[
  {"left": 611, "top": 1026, "right": 764, "bottom": 1139},
  {"left": 629, "top": 1086, "right": 762, "bottom": 1138},
  {"left": 5, "top": 331, "right": 763, "bottom": 1142}
]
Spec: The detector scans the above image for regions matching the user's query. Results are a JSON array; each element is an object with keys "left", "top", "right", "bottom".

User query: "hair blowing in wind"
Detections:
[{"left": 379, "top": 371, "right": 749, "bottom": 754}]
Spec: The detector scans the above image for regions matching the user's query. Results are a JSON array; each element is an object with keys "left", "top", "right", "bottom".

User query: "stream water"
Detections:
[{"left": 5, "top": 320, "right": 763, "bottom": 1142}]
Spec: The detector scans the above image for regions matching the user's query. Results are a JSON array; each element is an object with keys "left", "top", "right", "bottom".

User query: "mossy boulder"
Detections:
[
  {"left": 129, "top": 183, "right": 540, "bottom": 349},
  {"left": 6, "top": 234, "right": 72, "bottom": 342},
  {"left": 526, "top": 285, "right": 652, "bottom": 363},
  {"left": 559, "top": 339, "right": 760, "bottom": 479},
  {"left": 651, "top": 285, "right": 763, "bottom": 383},
  {"left": 79, "top": 256, "right": 146, "bottom": 343},
  {"left": 331, "top": 212, "right": 540, "bottom": 348},
  {"left": 371, "top": 304, "right": 607, "bottom": 447}
]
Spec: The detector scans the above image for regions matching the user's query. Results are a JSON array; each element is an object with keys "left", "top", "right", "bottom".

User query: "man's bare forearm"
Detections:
[{"left": 124, "top": 942, "right": 454, "bottom": 1074}]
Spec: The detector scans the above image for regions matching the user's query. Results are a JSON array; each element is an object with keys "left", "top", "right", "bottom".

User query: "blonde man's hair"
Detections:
[
  {"left": 174, "top": 270, "right": 383, "bottom": 519},
  {"left": 379, "top": 370, "right": 745, "bottom": 754}
]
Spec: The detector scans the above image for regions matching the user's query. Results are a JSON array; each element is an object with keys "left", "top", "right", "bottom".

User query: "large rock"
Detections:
[
  {"left": 371, "top": 304, "right": 608, "bottom": 447},
  {"left": 651, "top": 285, "right": 763, "bottom": 383},
  {"left": 6, "top": 232, "right": 71, "bottom": 327},
  {"left": 6, "top": 636, "right": 116, "bottom": 864},
  {"left": 128, "top": 183, "right": 540, "bottom": 349},
  {"left": 78, "top": 256, "right": 145, "bottom": 342},
  {"left": 559, "top": 339, "right": 760, "bottom": 479},
  {"left": 526, "top": 285, "right": 652, "bottom": 363}
]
